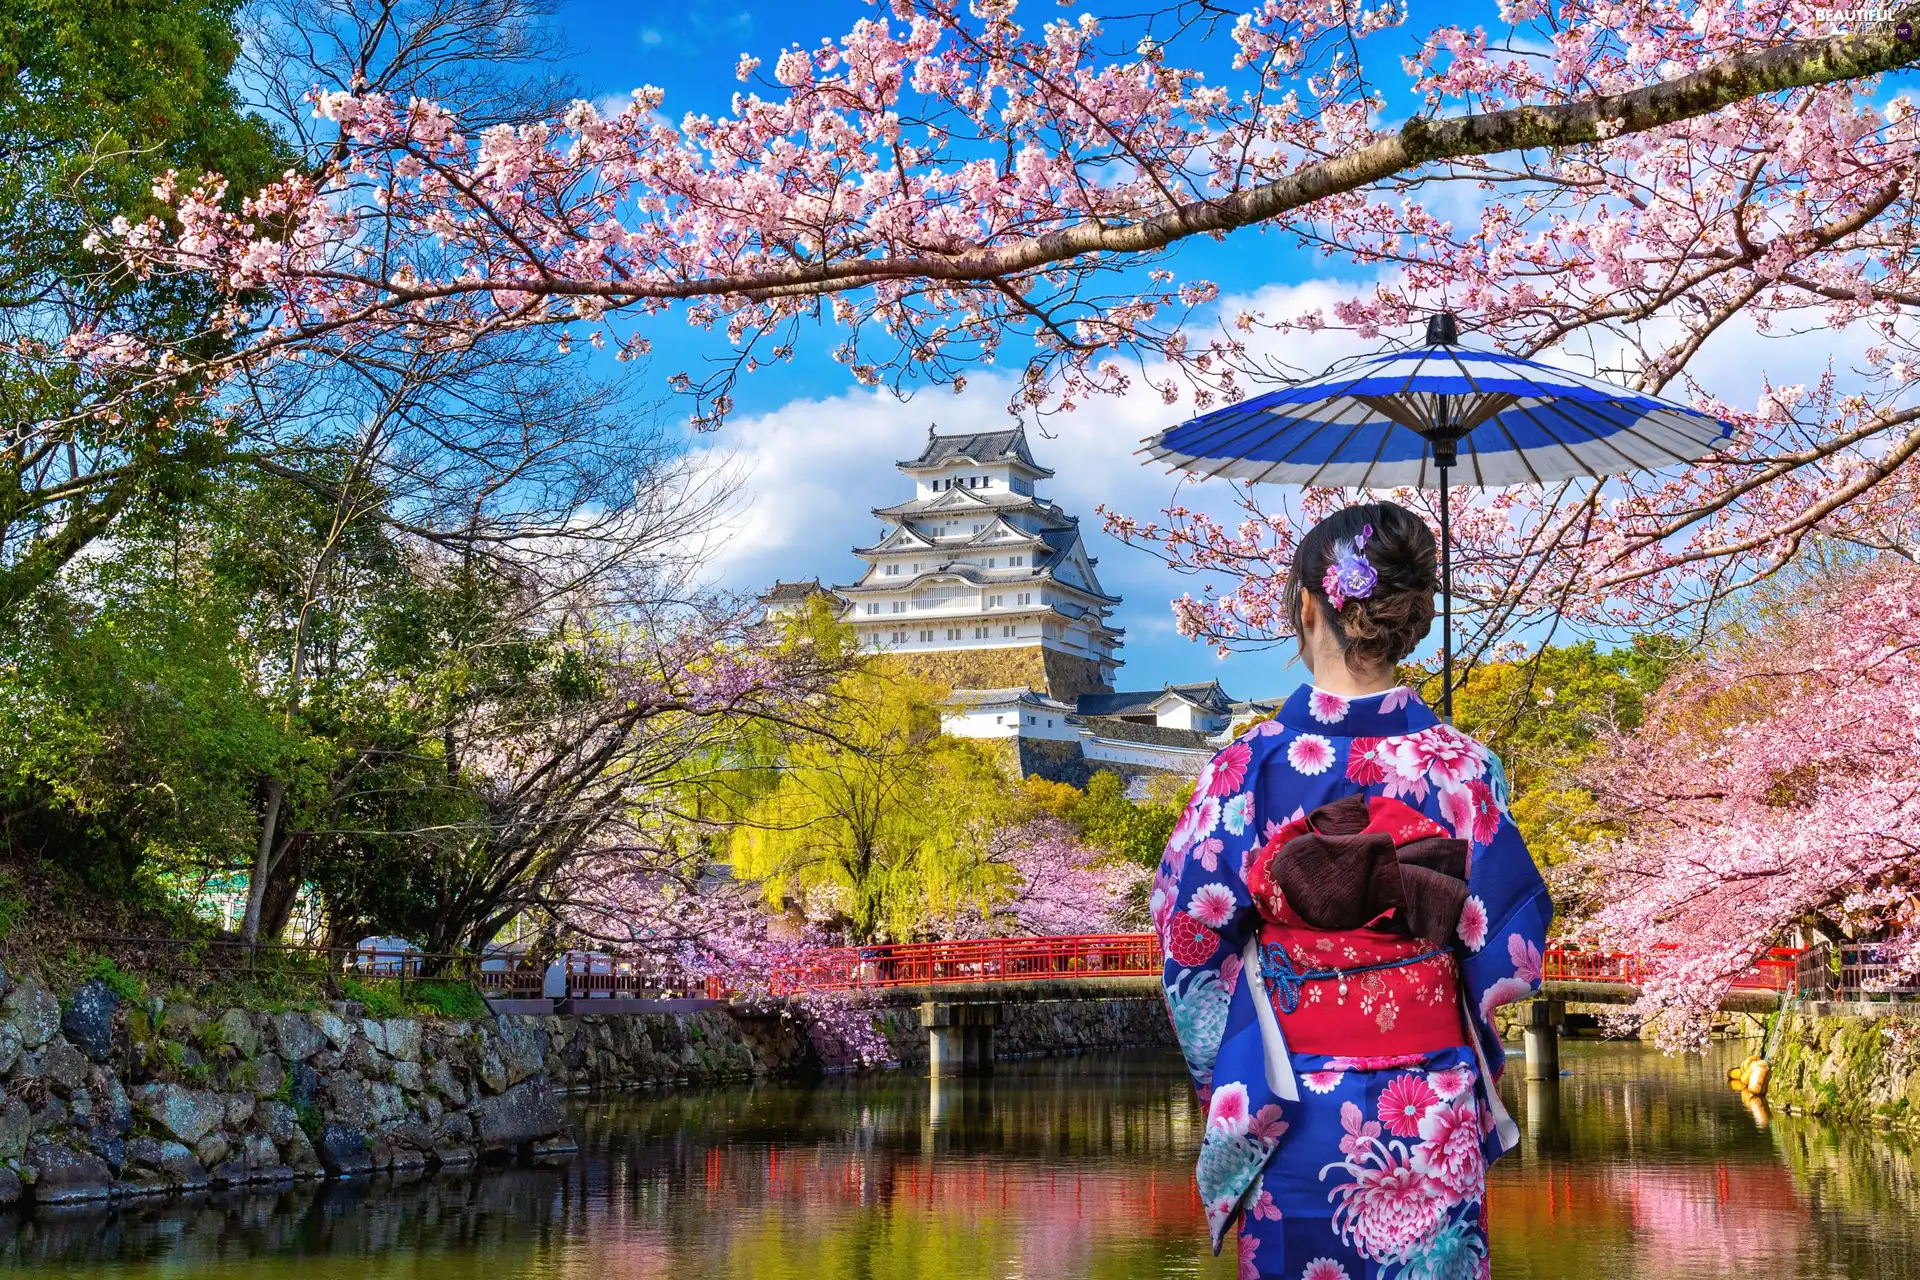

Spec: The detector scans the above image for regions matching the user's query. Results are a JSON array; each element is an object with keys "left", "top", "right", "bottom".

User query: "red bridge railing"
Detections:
[
  {"left": 762, "top": 933, "right": 1163, "bottom": 996},
  {"left": 756, "top": 937, "right": 1813, "bottom": 998},
  {"left": 1540, "top": 945, "right": 1808, "bottom": 993}
]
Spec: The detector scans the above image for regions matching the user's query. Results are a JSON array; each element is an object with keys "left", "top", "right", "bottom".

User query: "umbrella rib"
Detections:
[
  {"left": 1356, "top": 415, "right": 1399, "bottom": 490},
  {"left": 1519, "top": 394, "right": 1660, "bottom": 474},
  {"left": 1191, "top": 407, "right": 1316, "bottom": 478},
  {"left": 1499, "top": 395, "right": 1624, "bottom": 478},
  {"left": 1486, "top": 408, "right": 1546, "bottom": 487},
  {"left": 1290, "top": 397, "right": 1396, "bottom": 488}
]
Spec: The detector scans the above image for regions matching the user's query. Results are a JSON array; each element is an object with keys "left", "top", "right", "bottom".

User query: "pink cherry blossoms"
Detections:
[
  {"left": 70, "top": 0, "right": 1915, "bottom": 436},
  {"left": 1573, "top": 562, "right": 1920, "bottom": 1044}
]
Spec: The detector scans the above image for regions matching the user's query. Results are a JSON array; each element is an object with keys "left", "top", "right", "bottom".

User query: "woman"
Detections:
[{"left": 1153, "top": 502, "right": 1552, "bottom": 1280}]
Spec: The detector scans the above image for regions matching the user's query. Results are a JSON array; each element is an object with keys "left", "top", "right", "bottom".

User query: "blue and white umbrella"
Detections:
[{"left": 1142, "top": 314, "right": 1733, "bottom": 717}]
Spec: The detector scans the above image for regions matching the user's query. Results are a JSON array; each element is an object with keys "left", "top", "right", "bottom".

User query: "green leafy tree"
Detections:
[
  {"left": 0, "top": 0, "right": 285, "bottom": 611},
  {"left": 1024, "top": 770, "right": 1184, "bottom": 869},
  {"left": 1439, "top": 637, "right": 1684, "bottom": 866},
  {"left": 726, "top": 665, "right": 1026, "bottom": 943}
]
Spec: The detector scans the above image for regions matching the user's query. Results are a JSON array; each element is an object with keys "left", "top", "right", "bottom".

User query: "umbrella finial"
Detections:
[{"left": 1426, "top": 312, "right": 1459, "bottom": 346}]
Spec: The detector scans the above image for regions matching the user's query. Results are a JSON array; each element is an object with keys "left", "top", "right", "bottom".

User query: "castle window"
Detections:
[
  {"left": 1026, "top": 715, "right": 1035, "bottom": 724},
  {"left": 1002, "top": 625, "right": 1015, "bottom": 637},
  {"left": 1047, "top": 719, "right": 1053, "bottom": 728},
  {"left": 987, "top": 559, "right": 996, "bottom": 569},
  {"left": 973, "top": 626, "right": 987, "bottom": 639},
  {"left": 919, "top": 629, "right": 933, "bottom": 642},
  {"left": 865, "top": 603, "right": 878, "bottom": 615},
  {"left": 1009, "top": 555, "right": 1024, "bottom": 567},
  {"left": 893, "top": 630, "right": 906, "bottom": 643},
  {"left": 946, "top": 627, "right": 961, "bottom": 640},
  {"left": 892, "top": 601, "right": 905, "bottom": 613},
  {"left": 884, "top": 564, "right": 899, "bottom": 575},
  {"left": 1018, "top": 592, "right": 1031, "bottom": 605}
]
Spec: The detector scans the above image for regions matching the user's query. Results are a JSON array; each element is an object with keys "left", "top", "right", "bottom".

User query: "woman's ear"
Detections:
[{"left": 1296, "top": 592, "right": 1321, "bottom": 676}]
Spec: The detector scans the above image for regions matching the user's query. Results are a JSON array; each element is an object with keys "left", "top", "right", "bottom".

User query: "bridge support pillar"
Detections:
[
  {"left": 920, "top": 1001, "right": 1001, "bottom": 1076},
  {"left": 1522, "top": 998, "right": 1565, "bottom": 1081}
]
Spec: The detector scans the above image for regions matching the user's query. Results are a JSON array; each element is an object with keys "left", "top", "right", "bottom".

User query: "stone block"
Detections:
[
  {"left": 3, "top": 976, "right": 61, "bottom": 1049},
  {"left": 0, "top": 1096, "right": 30, "bottom": 1162},
  {"left": 316, "top": 1123, "right": 372, "bottom": 1175},
  {"left": 273, "top": 1012, "right": 325, "bottom": 1063},
  {"left": 218, "top": 1008, "right": 261, "bottom": 1059},
  {"left": 383, "top": 1019, "right": 422, "bottom": 1063},
  {"left": 471, "top": 1079, "right": 565, "bottom": 1151},
  {"left": 42, "top": 1038, "right": 90, "bottom": 1094},
  {"left": 61, "top": 980, "right": 119, "bottom": 1062},
  {"left": 25, "top": 1138, "right": 112, "bottom": 1203},
  {"left": 135, "top": 1083, "right": 227, "bottom": 1146},
  {"left": 125, "top": 1136, "right": 207, "bottom": 1187}
]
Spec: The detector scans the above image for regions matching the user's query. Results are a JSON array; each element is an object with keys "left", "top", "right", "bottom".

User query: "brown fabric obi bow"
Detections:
[{"left": 1246, "top": 794, "right": 1470, "bottom": 947}]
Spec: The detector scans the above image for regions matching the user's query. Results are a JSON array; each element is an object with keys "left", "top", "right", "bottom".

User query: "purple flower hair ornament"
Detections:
[{"left": 1320, "top": 523, "right": 1377, "bottom": 611}]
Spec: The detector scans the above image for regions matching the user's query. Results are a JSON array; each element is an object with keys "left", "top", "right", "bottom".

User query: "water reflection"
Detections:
[{"left": 2, "top": 1043, "right": 1916, "bottom": 1280}]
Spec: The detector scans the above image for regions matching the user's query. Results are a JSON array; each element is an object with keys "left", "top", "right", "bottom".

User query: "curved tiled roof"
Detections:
[
  {"left": 1074, "top": 716, "right": 1215, "bottom": 751},
  {"left": 898, "top": 426, "right": 1054, "bottom": 477}
]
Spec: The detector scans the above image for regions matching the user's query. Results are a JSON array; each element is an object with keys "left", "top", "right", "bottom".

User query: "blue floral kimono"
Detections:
[{"left": 1153, "top": 685, "right": 1552, "bottom": 1280}]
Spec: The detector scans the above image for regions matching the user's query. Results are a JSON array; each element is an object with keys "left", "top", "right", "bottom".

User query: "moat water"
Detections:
[{"left": 3, "top": 1042, "right": 1916, "bottom": 1279}]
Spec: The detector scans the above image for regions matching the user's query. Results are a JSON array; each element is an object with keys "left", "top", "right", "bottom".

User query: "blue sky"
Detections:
[{"left": 535, "top": 1, "right": 1859, "bottom": 696}]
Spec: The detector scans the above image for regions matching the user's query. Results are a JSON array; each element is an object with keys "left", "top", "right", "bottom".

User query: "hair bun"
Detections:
[{"left": 1284, "top": 502, "right": 1438, "bottom": 669}]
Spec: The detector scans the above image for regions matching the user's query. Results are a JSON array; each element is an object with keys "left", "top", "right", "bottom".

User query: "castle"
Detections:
[{"left": 761, "top": 426, "right": 1271, "bottom": 782}]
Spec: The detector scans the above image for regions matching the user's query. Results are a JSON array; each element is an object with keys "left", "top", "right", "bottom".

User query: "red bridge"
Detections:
[
  {"left": 756, "top": 935, "right": 1813, "bottom": 1001},
  {"left": 498, "top": 935, "right": 1834, "bottom": 1012}
]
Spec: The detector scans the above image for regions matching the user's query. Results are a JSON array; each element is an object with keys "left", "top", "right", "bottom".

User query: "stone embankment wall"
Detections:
[
  {"left": 0, "top": 962, "right": 1179, "bottom": 1210},
  {"left": 1768, "top": 1009, "right": 1920, "bottom": 1130},
  {"left": 0, "top": 964, "right": 578, "bottom": 1209}
]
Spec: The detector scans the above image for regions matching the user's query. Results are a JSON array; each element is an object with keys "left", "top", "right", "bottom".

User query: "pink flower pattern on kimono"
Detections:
[
  {"left": 1378, "top": 1074, "right": 1439, "bottom": 1138},
  {"left": 1337, "top": 1101, "right": 1381, "bottom": 1157},
  {"left": 1288, "top": 734, "right": 1335, "bottom": 775},
  {"left": 1332, "top": 1152, "right": 1448, "bottom": 1263},
  {"left": 1427, "top": 1065, "right": 1475, "bottom": 1100},
  {"left": 1346, "top": 736, "right": 1389, "bottom": 785},
  {"left": 1248, "top": 1104, "right": 1289, "bottom": 1142},
  {"left": 1210, "top": 742, "right": 1252, "bottom": 795},
  {"left": 1210, "top": 1081, "right": 1252, "bottom": 1135},
  {"left": 1309, "top": 689, "right": 1350, "bottom": 723},
  {"left": 1412, "top": 1095, "right": 1486, "bottom": 1200},
  {"left": 1457, "top": 896, "right": 1488, "bottom": 952},
  {"left": 1302, "top": 1260, "right": 1351, "bottom": 1280},
  {"left": 1237, "top": 1233, "right": 1262, "bottom": 1280},
  {"left": 1189, "top": 882, "right": 1237, "bottom": 928},
  {"left": 1303, "top": 1068, "right": 1347, "bottom": 1094},
  {"left": 1478, "top": 931, "right": 1544, "bottom": 1019}
]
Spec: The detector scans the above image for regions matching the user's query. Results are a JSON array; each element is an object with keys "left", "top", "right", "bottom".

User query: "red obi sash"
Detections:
[
  {"left": 1256, "top": 910, "right": 1465, "bottom": 1056},
  {"left": 1246, "top": 793, "right": 1470, "bottom": 1057}
]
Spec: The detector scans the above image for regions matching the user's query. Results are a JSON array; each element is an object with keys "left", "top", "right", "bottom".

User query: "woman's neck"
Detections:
[{"left": 1308, "top": 668, "right": 1399, "bottom": 699}]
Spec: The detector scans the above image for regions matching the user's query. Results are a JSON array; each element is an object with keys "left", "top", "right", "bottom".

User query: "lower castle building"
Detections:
[{"left": 761, "top": 427, "right": 1272, "bottom": 783}]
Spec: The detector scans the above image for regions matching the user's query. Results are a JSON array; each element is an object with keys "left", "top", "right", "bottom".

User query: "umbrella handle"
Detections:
[{"left": 1439, "top": 457, "right": 1452, "bottom": 724}]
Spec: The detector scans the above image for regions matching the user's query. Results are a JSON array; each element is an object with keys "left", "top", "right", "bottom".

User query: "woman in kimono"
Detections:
[{"left": 1153, "top": 502, "right": 1552, "bottom": 1280}]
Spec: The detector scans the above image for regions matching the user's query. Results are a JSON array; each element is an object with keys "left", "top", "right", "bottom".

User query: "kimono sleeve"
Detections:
[
  {"left": 1152, "top": 736, "right": 1287, "bottom": 1250},
  {"left": 1456, "top": 750, "right": 1554, "bottom": 1084}
]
